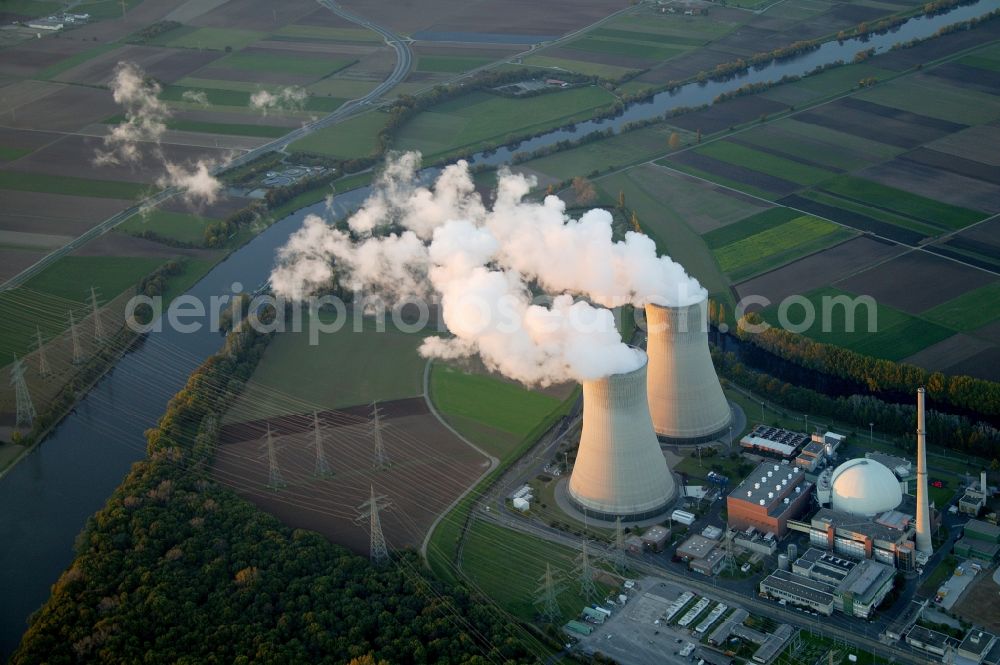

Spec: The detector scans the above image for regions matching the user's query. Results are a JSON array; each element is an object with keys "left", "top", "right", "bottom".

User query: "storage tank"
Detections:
[
  {"left": 645, "top": 299, "right": 732, "bottom": 442},
  {"left": 778, "top": 554, "right": 790, "bottom": 571},
  {"left": 568, "top": 351, "right": 676, "bottom": 520},
  {"left": 787, "top": 543, "right": 798, "bottom": 561}
]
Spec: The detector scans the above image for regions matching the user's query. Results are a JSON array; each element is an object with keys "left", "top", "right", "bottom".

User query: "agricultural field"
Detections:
[
  {"left": 289, "top": 110, "right": 388, "bottom": 158},
  {"left": 214, "top": 398, "right": 491, "bottom": 554},
  {"left": 224, "top": 313, "right": 433, "bottom": 425},
  {"left": 393, "top": 87, "right": 617, "bottom": 160},
  {"left": 117, "top": 210, "right": 218, "bottom": 245}
]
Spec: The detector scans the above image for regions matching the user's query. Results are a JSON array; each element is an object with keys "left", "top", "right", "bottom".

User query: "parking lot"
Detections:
[{"left": 573, "top": 578, "right": 729, "bottom": 665}]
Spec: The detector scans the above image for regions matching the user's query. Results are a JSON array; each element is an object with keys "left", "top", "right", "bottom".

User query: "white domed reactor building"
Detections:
[
  {"left": 645, "top": 299, "right": 732, "bottom": 443},
  {"left": 829, "top": 458, "right": 903, "bottom": 516},
  {"left": 568, "top": 351, "right": 676, "bottom": 520}
]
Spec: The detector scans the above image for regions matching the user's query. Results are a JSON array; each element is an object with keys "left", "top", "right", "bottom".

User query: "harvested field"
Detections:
[
  {"left": 855, "top": 74, "right": 1000, "bottom": 125},
  {"left": 836, "top": 97, "right": 967, "bottom": 135},
  {"left": 974, "top": 318, "right": 1000, "bottom": 345},
  {"left": 189, "top": 0, "right": 318, "bottom": 30},
  {"left": 901, "top": 148, "right": 1000, "bottom": 186},
  {"left": 780, "top": 194, "right": 929, "bottom": 245},
  {"left": 735, "top": 236, "right": 906, "bottom": 306},
  {"left": 70, "top": 233, "right": 217, "bottom": 260},
  {"left": 858, "top": 160, "right": 1000, "bottom": 214},
  {"left": 666, "top": 151, "right": 800, "bottom": 197},
  {"left": 0, "top": 39, "right": 95, "bottom": 78},
  {"left": 693, "top": 140, "right": 835, "bottom": 186},
  {"left": 947, "top": 347, "right": 1000, "bottom": 381},
  {"left": 871, "top": 20, "right": 1000, "bottom": 71},
  {"left": 53, "top": 45, "right": 222, "bottom": 86},
  {"left": 212, "top": 398, "right": 491, "bottom": 553},
  {"left": 926, "top": 124, "right": 1000, "bottom": 166},
  {"left": 0, "top": 191, "right": 131, "bottom": 236},
  {"left": 2, "top": 85, "right": 118, "bottom": 132},
  {"left": 730, "top": 126, "right": 873, "bottom": 172},
  {"left": 793, "top": 103, "right": 942, "bottom": 150},
  {"left": 189, "top": 66, "right": 315, "bottom": 86},
  {"left": 926, "top": 62, "right": 1000, "bottom": 95},
  {"left": 903, "top": 333, "right": 992, "bottom": 374},
  {"left": 0, "top": 80, "right": 64, "bottom": 115},
  {"left": 835, "top": 251, "right": 997, "bottom": 315},
  {"left": 637, "top": 47, "right": 740, "bottom": 84},
  {"left": 0, "top": 248, "right": 44, "bottom": 283},
  {"left": 668, "top": 94, "right": 788, "bottom": 134},
  {"left": 538, "top": 46, "right": 654, "bottom": 71}
]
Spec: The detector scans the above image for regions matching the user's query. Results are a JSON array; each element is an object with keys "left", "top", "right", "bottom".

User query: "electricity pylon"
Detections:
[
  {"left": 69, "top": 310, "right": 83, "bottom": 364},
  {"left": 371, "top": 401, "right": 390, "bottom": 470},
  {"left": 355, "top": 485, "right": 391, "bottom": 564},
  {"left": 575, "top": 538, "right": 598, "bottom": 601},
  {"left": 90, "top": 287, "right": 105, "bottom": 343},
  {"left": 535, "top": 563, "right": 563, "bottom": 622},
  {"left": 34, "top": 327, "right": 51, "bottom": 378},
  {"left": 312, "top": 411, "right": 333, "bottom": 477},
  {"left": 723, "top": 529, "right": 738, "bottom": 575},
  {"left": 11, "top": 354, "right": 36, "bottom": 429},
  {"left": 259, "top": 424, "right": 286, "bottom": 490},
  {"left": 613, "top": 516, "right": 628, "bottom": 574}
]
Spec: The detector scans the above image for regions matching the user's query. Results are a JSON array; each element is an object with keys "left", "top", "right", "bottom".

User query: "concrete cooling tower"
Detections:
[
  {"left": 645, "top": 300, "right": 732, "bottom": 443},
  {"left": 568, "top": 351, "right": 676, "bottom": 520}
]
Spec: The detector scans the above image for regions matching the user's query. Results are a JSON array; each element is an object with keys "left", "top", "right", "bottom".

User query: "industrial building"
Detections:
[
  {"left": 864, "top": 451, "right": 915, "bottom": 492},
  {"left": 965, "top": 519, "right": 1000, "bottom": 543},
  {"left": 644, "top": 299, "right": 732, "bottom": 443},
  {"left": 761, "top": 556, "right": 894, "bottom": 618},
  {"left": 568, "top": 351, "right": 676, "bottom": 520},
  {"left": 956, "top": 519, "right": 1000, "bottom": 561},
  {"left": 740, "top": 425, "right": 809, "bottom": 458},
  {"left": 818, "top": 458, "right": 903, "bottom": 516},
  {"left": 676, "top": 534, "right": 726, "bottom": 576},
  {"left": 905, "top": 625, "right": 952, "bottom": 657},
  {"left": 794, "top": 441, "right": 827, "bottom": 472},
  {"left": 727, "top": 462, "right": 812, "bottom": 537},
  {"left": 807, "top": 507, "right": 917, "bottom": 570},
  {"left": 640, "top": 524, "right": 670, "bottom": 552},
  {"left": 960, "top": 471, "right": 992, "bottom": 516},
  {"left": 960, "top": 631, "right": 998, "bottom": 664}
]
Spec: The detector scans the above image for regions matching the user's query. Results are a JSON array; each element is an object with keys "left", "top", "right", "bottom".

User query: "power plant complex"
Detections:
[{"left": 566, "top": 295, "right": 734, "bottom": 522}]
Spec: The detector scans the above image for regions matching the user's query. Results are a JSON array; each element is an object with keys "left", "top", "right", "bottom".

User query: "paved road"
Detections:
[{"left": 0, "top": 0, "right": 412, "bottom": 292}]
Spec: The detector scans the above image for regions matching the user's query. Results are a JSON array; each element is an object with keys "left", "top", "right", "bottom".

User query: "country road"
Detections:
[{"left": 0, "top": 0, "right": 412, "bottom": 292}]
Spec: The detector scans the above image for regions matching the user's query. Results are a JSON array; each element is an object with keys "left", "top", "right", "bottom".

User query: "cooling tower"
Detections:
[
  {"left": 645, "top": 300, "right": 732, "bottom": 442},
  {"left": 568, "top": 351, "right": 676, "bottom": 520}
]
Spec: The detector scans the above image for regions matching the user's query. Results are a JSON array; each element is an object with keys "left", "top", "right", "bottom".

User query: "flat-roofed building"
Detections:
[
  {"left": 955, "top": 538, "right": 1000, "bottom": 561},
  {"left": 741, "top": 425, "right": 809, "bottom": 458},
  {"left": 959, "top": 630, "right": 997, "bottom": 664},
  {"left": 808, "top": 507, "right": 917, "bottom": 570},
  {"left": 641, "top": 525, "right": 670, "bottom": 552},
  {"left": 792, "top": 548, "right": 855, "bottom": 585},
  {"left": 728, "top": 462, "right": 813, "bottom": 538},
  {"left": 753, "top": 624, "right": 795, "bottom": 665},
  {"left": 837, "top": 559, "right": 896, "bottom": 618},
  {"left": 906, "top": 625, "right": 951, "bottom": 657},
  {"left": 690, "top": 548, "right": 726, "bottom": 576},
  {"left": 966, "top": 519, "right": 1000, "bottom": 543},
  {"left": 759, "top": 569, "right": 836, "bottom": 615}
]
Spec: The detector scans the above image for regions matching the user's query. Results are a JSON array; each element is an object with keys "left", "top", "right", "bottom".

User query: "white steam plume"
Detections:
[
  {"left": 271, "top": 152, "right": 705, "bottom": 385},
  {"left": 94, "top": 61, "right": 223, "bottom": 205},
  {"left": 95, "top": 62, "right": 168, "bottom": 166},
  {"left": 181, "top": 89, "right": 210, "bottom": 107},
  {"left": 250, "top": 86, "right": 307, "bottom": 116}
]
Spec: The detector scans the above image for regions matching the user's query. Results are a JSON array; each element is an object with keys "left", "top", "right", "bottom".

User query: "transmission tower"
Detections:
[
  {"left": 371, "top": 401, "right": 390, "bottom": 470},
  {"left": 90, "top": 287, "right": 105, "bottom": 343},
  {"left": 69, "top": 310, "right": 83, "bottom": 364},
  {"left": 355, "top": 485, "right": 392, "bottom": 564},
  {"left": 723, "top": 529, "right": 738, "bottom": 575},
  {"left": 11, "top": 354, "right": 36, "bottom": 429},
  {"left": 613, "top": 516, "right": 628, "bottom": 574},
  {"left": 535, "top": 563, "right": 563, "bottom": 623},
  {"left": 260, "top": 424, "right": 286, "bottom": 490},
  {"left": 575, "top": 538, "right": 598, "bottom": 602},
  {"left": 34, "top": 327, "right": 51, "bottom": 378},
  {"left": 312, "top": 411, "right": 333, "bottom": 477}
]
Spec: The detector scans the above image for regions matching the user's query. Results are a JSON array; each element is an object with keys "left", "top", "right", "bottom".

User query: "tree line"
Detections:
[{"left": 12, "top": 325, "right": 545, "bottom": 664}]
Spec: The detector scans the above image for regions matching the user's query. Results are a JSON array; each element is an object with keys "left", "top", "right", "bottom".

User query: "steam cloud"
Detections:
[
  {"left": 271, "top": 152, "right": 705, "bottom": 385},
  {"left": 181, "top": 89, "right": 210, "bottom": 107},
  {"left": 94, "top": 61, "right": 223, "bottom": 205},
  {"left": 250, "top": 86, "right": 307, "bottom": 116}
]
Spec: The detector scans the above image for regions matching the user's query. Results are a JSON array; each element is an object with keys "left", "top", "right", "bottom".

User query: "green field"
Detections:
[
  {"left": 702, "top": 207, "right": 799, "bottom": 249},
  {"left": 431, "top": 364, "right": 563, "bottom": 458},
  {"left": 161, "top": 85, "right": 252, "bottom": 107},
  {"left": 289, "top": 111, "right": 386, "bottom": 158},
  {"left": 0, "top": 171, "right": 147, "bottom": 199},
  {"left": 0, "top": 256, "right": 164, "bottom": 358},
  {"left": 922, "top": 282, "right": 1000, "bottom": 331},
  {"left": 273, "top": 25, "right": 381, "bottom": 42},
  {"left": 459, "top": 520, "right": 605, "bottom": 622},
  {"left": 523, "top": 55, "right": 636, "bottom": 80},
  {"left": 564, "top": 36, "right": 684, "bottom": 61},
  {"left": 220, "top": 52, "right": 355, "bottom": 77},
  {"left": 118, "top": 210, "right": 217, "bottom": 245},
  {"left": 799, "top": 190, "right": 942, "bottom": 238},
  {"left": 416, "top": 55, "right": 494, "bottom": 73},
  {"left": 394, "top": 87, "right": 617, "bottom": 160},
  {"left": 520, "top": 124, "right": 678, "bottom": 180},
  {"left": 224, "top": 313, "right": 431, "bottom": 424},
  {"left": 817, "top": 176, "right": 986, "bottom": 231},
  {"left": 161, "top": 27, "right": 266, "bottom": 51},
  {"left": 712, "top": 214, "right": 850, "bottom": 280},
  {"left": 855, "top": 76, "right": 1000, "bottom": 125},
  {"left": 611, "top": 13, "right": 739, "bottom": 41},
  {"left": 694, "top": 141, "right": 835, "bottom": 186},
  {"left": 166, "top": 118, "right": 290, "bottom": 138},
  {"left": 657, "top": 159, "right": 778, "bottom": 201},
  {"left": 0, "top": 146, "right": 31, "bottom": 161},
  {"left": 761, "top": 286, "right": 954, "bottom": 360},
  {"left": 37, "top": 43, "right": 118, "bottom": 80},
  {"left": 1, "top": 0, "right": 62, "bottom": 17}
]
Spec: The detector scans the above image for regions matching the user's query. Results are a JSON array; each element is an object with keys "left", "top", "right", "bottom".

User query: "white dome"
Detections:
[{"left": 830, "top": 458, "right": 902, "bottom": 516}]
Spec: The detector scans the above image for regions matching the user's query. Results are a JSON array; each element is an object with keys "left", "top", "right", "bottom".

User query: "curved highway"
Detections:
[{"left": 0, "top": 1, "right": 411, "bottom": 292}]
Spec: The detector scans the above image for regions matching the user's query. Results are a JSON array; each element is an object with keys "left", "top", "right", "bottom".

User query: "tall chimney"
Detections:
[
  {"left": 568, "top": 351, "right": 676, "bottom": 520},
  {"left": 915, "top": 387, "right": 932, "bottom": 555},
  {"left": 982, "top": 470, "right": 989, "bottom": 495}
]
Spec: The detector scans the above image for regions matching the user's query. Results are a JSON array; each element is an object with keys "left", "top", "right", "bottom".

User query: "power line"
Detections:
[
  {"left": 69, "top": 310, "right": 83, "bottom": 365},
  {"left": 259, "top": 424, "right": 287, "bottom": 491},
  {"left": 371, "top": 401, "right": 390, "bottom": 470},
  {"left": 534, "top": 563, "right": 562, "bottom": 623},
  {"left": 312, "top": 410, "right": 333, "bottom": 478},
  {"left": 11, "top": 354, "right": 36, "bottom": 429},
  {"left": 575, "top": 537, "right": 598, "bottom": 602},
  {"left": 34, "top": 327, "right": 51, "bottom": 378},
  {"left": 90, "top": 287, "right": 105, "bottom": 344}
]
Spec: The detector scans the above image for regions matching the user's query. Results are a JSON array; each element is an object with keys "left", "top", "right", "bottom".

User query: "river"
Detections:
[{"left": 1, "top": 0, "right": 996, "bottom": 657}]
